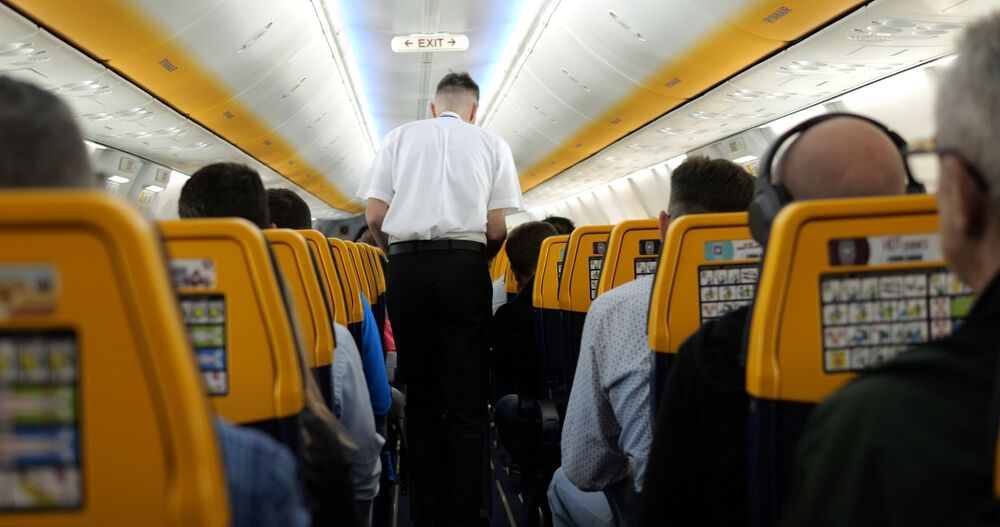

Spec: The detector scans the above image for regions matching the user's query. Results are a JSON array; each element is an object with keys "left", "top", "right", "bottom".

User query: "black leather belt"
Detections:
[{"left": 388, "top": 239, "right": 485, "bottom": 256}]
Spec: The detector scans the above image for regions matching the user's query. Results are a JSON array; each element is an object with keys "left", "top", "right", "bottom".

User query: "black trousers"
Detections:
[{"left": 387, "top": 249, "right": 491, "bottom": 526}]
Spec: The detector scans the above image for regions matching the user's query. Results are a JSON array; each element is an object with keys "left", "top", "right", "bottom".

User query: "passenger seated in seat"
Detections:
[
  {"left": 549, "top": 157, "right": 754, "bottom": 527},
  {"left": 782, "top": 15, "right": 1000, "bottom": 526},
  {"left": 356, "top": 230, "right": 399, "bottom": 386},
  {"left": 490, "top": 221, "right": 558, "bottom": 469},
  {"left": 181, "top": 166, "right": 363, "bottom": 527},
  {"left": 543, "top": 216, "right": 576, "bottom": 236},
  {"left": 640, "top": 119, "right": 909, "bottom": 525},
  {"left": 0, "top": 76, "right": 309, "bottom": 527},
  {"left": 267, "top": 187, "right": 385, "bottom": 524},
  {"left": 270, "top": 190, "right": 391, "bottom": 434},
  {"left": 492, "top": 217, "right": 574, "bottom": 314}
]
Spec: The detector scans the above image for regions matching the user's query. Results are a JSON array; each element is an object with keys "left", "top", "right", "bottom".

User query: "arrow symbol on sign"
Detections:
[
  {"left": 448, "top": 38, "right": 456, "bottom": 45},
  {"left": 405, "top": 40, "right": 412, "bottom": 47}
]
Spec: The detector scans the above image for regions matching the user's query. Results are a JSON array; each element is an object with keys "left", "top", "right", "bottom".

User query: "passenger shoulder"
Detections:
[
  {"left": 590, "top": 276, "right": 652, "bottom": 314},
  {"left": 815, "top": 346, "right": 950, "bottom": 423}
]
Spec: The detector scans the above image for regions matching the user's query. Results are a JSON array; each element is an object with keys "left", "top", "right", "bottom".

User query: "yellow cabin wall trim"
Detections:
[
  {"left": 520, "top": 0, "right": 866, "bottom": 192},
  {"left": 7, "top": 0, "right": 363, "bottom": 213}
]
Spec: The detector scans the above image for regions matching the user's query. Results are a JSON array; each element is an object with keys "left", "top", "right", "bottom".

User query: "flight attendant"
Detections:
[{"left": 358, "top": 72, "right": 523, "bottom": 526}]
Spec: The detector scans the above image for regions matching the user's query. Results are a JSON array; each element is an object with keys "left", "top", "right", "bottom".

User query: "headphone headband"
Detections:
[{"left": 747, "top": 112, "right": 925, "bottom": 246}]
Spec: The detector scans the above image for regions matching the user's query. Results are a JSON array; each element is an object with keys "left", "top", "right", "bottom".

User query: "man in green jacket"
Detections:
[{"left": 781, "top": 13, "right": 1000, "bottom": 527}]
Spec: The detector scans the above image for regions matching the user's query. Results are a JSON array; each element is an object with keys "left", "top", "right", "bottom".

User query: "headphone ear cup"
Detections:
[
  {"left": 749, "top": 183, "right": 781, "bottom": 246},
  {"left": 749, "top": 182, "right": 793, "bottom": 247}
]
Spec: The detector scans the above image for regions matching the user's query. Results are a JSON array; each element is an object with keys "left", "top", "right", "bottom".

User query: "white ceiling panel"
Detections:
[
  {"left": 133, "top": 0, "right": 317, "bottom": 108},
  {"left": 553, "top": 0, "right": 729, "bottom": 89},
  {"left": 521, "top": 0, "right": 995, "bottom": 208},
  {"left": 487, "top": 104, "right": 559, "bottom": 171},
  {"left": 0, "top": 2, "right": 350, "bottom": 218}
]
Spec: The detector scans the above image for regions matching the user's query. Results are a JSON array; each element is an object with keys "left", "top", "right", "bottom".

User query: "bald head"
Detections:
[{"left": 777, "top": 117, "right": 908, "bottom": 200}]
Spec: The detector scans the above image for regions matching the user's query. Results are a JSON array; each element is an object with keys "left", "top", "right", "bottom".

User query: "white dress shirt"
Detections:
[{"left": 356, "top": 111, "right": 523, "bottom": 244}]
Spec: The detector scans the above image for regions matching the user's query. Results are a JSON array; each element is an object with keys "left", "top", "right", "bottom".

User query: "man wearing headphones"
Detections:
[
  {"left": 783, "top": 15, "right": 1000, "bottom": 526},
  {"left": 639, "top": 114, "right": 911, "bottom": 526}
]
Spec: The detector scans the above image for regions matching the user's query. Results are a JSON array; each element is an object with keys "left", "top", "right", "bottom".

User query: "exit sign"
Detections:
[{"left": 391, "top": 33, "right": 469, "bottom": 53}]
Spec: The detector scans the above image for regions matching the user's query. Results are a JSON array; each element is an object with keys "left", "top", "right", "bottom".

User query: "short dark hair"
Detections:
[
  {"left": 267, "top": 188, "right": 311, "bottom": 229},
  {"left": 0, "top": 77, "right": 94, "bottom": 189},
  {"left": 179, "top": 163, "right": 270, "bottom": 228},
  {"left": 542, "top": 216, "right": 575, "bottom": 235},
  {"left": 506, "top": 221, "right": 558, "bottom": 280},
  {"left": 357, "top": 228, "right": 375, "bottom": 245},
  {"left": 668, "top": 156, "right": 754, "bottom": 218},
  {"left": 436, "top": 72, "right": 479, "bottom": 102}
]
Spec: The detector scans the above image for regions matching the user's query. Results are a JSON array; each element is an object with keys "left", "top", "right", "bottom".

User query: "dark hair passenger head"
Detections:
[
  {"left": 178, "top": 162, "right": 270, "bottom": 229},
  {"left": 543, "top": 216, "right": 575, "bottom": 236},
  {"left": 267, "top": 188, "right": 312, "bottom": 230},
  {"left": 506, "top": 221, "right": 559, "bottom": 285},
  {"left": 667, "top": 156, "right": 755, "bottom": 218}
]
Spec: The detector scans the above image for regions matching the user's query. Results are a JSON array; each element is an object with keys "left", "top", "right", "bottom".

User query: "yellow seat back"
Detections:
[
  {"left": 0, "top": 192, "right": 227, "bottom": 527},
  {"left": 744, "top": 195, "right": 973, "bottom": 524},
  {"left": 597, "top": 219, "right": 660, "bottom": 296},
  {"left": 348, "top": 242, "right": 376, "bottom": 305},
  {"left": 648, "top": 213, "right": 760, "bottom": 356},
  {"left": 328, "top": 238, "right": 364, "bottom": 325},
  {"left": 491, "top": 242, "right": 509, "bottom": 281},
  {"left": 265, "top": 229, "right": 334, "bottom": 369},
  {"left": 362, "top": 245, "right": 387, "bottom": 297},
  {"left": 161, "top": 219, "right": 305, "bottom": 425},
  {"left": 532, "top": 235, "right": 570, "bottom": 310},
  {"left": 558, "top": 225, "right": 612, "bottom": 314},
  {"left": 299, "top": 230, "right": 349, "bottom": 327},
  {"left": 746, "top": 195, "right": 970, "bottom": 401}
]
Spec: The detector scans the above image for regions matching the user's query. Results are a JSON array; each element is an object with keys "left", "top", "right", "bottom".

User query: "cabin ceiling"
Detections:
[{"left": 0, "top": 0, "right": 996, "bottom": 217}]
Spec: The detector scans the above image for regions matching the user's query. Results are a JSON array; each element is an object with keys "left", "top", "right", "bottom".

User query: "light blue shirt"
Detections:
[
  {"left": 492, "top": 277, "right": 508, "bottom": 314},
  {"left": 331, "top": 322, "right": 384, "bottom": 501},
  {"left": 561, "top": 276, "right": 654, "bottom": 492}
]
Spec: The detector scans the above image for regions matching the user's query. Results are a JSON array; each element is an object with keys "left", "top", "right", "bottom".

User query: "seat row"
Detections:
[
  {"left": 522, "top": 194, "right": 978, "bottom": 525},
  {"left": 0, "top": 191, "right": 386, "bottom": 526}
]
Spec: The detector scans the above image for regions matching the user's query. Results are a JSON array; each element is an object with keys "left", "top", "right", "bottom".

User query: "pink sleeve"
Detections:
[{"left": 383, "top": 316, "right": 396, "bottom": 353}]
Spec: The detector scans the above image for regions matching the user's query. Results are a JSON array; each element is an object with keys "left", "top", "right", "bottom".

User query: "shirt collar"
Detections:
[{"left": 439, "top": 111, "right": 461, "bottom": 120}]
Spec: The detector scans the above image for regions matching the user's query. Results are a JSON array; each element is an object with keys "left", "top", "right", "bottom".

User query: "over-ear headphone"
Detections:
[{"left": 747, "top": 112, "right": 925, "bottom": 247}]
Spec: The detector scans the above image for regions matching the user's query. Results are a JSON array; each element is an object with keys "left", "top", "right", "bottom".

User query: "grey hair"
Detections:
[
  {"left": 935, "top": 12, "right": 1000, "bottom": 192},
  {"left": 0, "top": 76, "right": 94, "bottom": 189}
]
